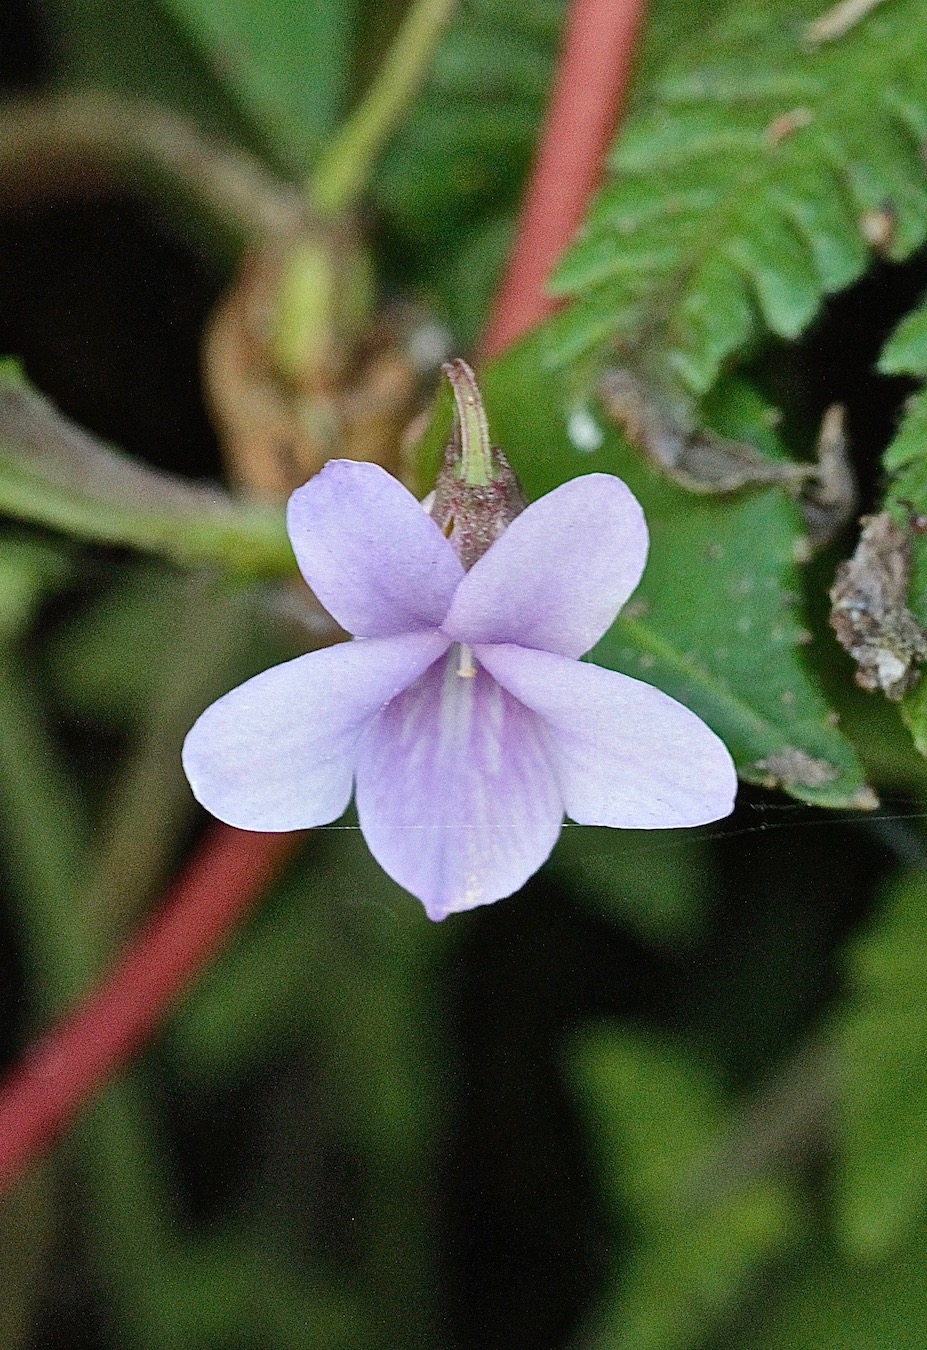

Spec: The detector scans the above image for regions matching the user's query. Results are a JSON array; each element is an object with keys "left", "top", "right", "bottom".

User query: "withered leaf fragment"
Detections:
[
  {"left": 599, "top": 370, "right": 855, "bottom": 548},
  {"left": 829, "top": 512, "right": 927, "bottom": 700},
  {"left": 800, "top": 404, "right": 857, "bottom": 550},
  {"left": 753, "top": 748, "right": 840, "bottom": 791},
  {"left": 600, "top": 368, "right": 809, "bottom": 495}
]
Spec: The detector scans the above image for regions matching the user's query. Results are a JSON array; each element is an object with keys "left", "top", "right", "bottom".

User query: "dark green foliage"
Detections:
[
  {"left": 573, "top": 1029, "right": 801, "bottom": 1350},
  {"left": 549, "top": 0, "right": 927, "bottom": 423},
  {"left": 476, "top": 340, "right": 871, "bottom": 807},
  {"left": 757, "top": 1221, "right": 927, "bottom": 1350},
  {"left": 5, "top": 0, "right": 927, "bottom": 1347},
  {"left": 373, "top": 0, "right": 565, "bottom": 342},
  {"left": 832, "top": 867, "right": 927, "bottom": 1259}
]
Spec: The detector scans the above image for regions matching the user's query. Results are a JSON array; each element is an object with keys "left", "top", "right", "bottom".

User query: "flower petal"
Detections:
[
  {"left": 183, "top": 631, "right": 450, "bottom": 831},
  {"left": 355, "top": 649, "right": 564, "bottom": 919},
  {"left": 477, "top": 645, "right": 737, "bottom": 828},
  {"left": 287, "top": 460, "right": 464, "bottom": 637},
  {"left": 442, "top": 473, "right": 648, "bottom": 657}
]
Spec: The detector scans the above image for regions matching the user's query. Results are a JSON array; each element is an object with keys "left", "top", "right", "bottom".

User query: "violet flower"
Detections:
[{"left": 183, "top": 365, "right": 736, "bottom": 920}]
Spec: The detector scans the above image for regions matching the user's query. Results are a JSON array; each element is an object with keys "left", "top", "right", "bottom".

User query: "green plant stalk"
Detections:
[
  {"left": 0, "top": 1167, "right": 53, "bottom": 1350},
  {"left": 170, "top": 836, "right": 452, "bottom": 1348},
  {"left": 310, "top": 0, "right": 457, "bottom": 217},
  {"left": 0, "top": 654, "right": 177, "bottom": 1346},
  {"left": 73, "top": 579, "right": 272, "bottom": 1345},
  {"left": 314, "top": 911, "right": 451, "bottom": 1349},
  {"left": 84, "top": 573, "right": 254, "bottom": 937},
  {"left": 0, "top": 656, "right": 95, "bottom": 1000}
]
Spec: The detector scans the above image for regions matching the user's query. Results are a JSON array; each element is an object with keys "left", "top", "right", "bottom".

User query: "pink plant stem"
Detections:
[
  {"left": 0, "top": 828, "right": 300, "bottom": 1188},
  {"left": 0, "top": 0, "right": 649, "bottom": 1193},
  {"left": 482, "top": 0, "right": 648, "bottom": 358}
]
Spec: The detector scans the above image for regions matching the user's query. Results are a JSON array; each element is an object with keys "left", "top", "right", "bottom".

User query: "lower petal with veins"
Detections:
[{"left": 355, "top": 647, "right": 564, "bottom": 919}]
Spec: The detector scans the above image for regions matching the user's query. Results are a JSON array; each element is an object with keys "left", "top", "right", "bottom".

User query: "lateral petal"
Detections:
[
  {"left": 355, "top": 650, "right": 564, "bottom": 919},
  {"left": 442, "top": 474, "right": 648, "bottom": 657},
  {"left": 477, "top": 645, "right": 737, "bottom": 829},
  {"left": 182, "top": 631, "right": 449, "bottom": 831},
  {"left": 287, "top": 460, "right": 464, "bottom": 637}
]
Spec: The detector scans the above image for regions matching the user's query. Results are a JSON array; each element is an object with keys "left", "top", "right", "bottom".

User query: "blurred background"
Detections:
[{"left": 3, "top": 0, "right": 927, "bottom": 1347}]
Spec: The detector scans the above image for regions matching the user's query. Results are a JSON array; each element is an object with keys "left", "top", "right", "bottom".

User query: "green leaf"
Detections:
[
  {"left": 832, "top": 867, "right": 927, "bottom": 1259},
  {"left": 0, "top": 1170, "right": 53, "bottom": 1350},
  {"left": 548, "top": 0, "right": 927, "bottom": 419},
  {"left": 375, "top": 0, "right": 562, "bottom": 235},
  {"left": 756, "top": 1223, "right": 927, "bottom": 1350},
  {"left": 47, "top": 559, "right": 288, "bottom": 729},
  {"left": 373, "top": 0, "right": 564, "bottom": 342},
  {"left": 0, "top": 378, "right": 293, "bottom": 578},
  {"left": 878, "top": 296, "right": 927, "bottom": 377},
  {"left": 0, "top": 537, "right": 72, "bottom": 642},
  {"left": 168, "top": 826, "right": 440, "bottom": 1084},
  {"left": 159, "top": 1237, "right": 367, "bottom": 1347},
  {"left": 881, "top": 388, "right": 927, "bottom": 478},
  {"left": 461, "top": 334, "right": 872, "bottom": 809},
  {"left": 547, "top": 827, "right": 710, "bottom": 945},
  {"left": 573, "top": 1028, "right": 799, "bottom": 1350},
  {"left": 47, "top": 0, "right": 264, "bottom": 157},
  {"left": 155, "top": 0, "right": 354, "bottom": 171},
  {"left": 577, "top": 1030, "right": 717, "bottom": 1223}
]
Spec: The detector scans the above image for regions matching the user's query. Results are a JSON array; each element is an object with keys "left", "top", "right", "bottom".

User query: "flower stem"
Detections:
[
  {"left": 310, "top": 0, "right": 457, "bottom": 218},
  {"left": 82, "top": 573, "right": 253, "bottom": 937},
  {"left": 482, "top": 0, "right": 649, "bottom": 357},
  {"left": 442, "top": 358, "right": 492, "bottom": 486}
]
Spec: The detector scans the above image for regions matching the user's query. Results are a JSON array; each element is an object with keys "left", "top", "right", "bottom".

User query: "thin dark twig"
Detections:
[{"left": 0, "top": 90, "right": 307, "bottom": 243}]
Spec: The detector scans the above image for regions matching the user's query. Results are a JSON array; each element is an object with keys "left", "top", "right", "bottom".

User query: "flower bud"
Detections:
[{"left": 430, "top": 359, "right": 527, "bottom": 569}]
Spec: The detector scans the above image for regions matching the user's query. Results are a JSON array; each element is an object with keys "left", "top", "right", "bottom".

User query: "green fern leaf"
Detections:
[
  {"left": 548, "top": 0, "right": 927, "bottom": 423},
  {"left": 877, "top": 295, "right": 927, "bottom": 495},
  {"left": 878, "top": 295, "right": 927, "bottom": 379}
]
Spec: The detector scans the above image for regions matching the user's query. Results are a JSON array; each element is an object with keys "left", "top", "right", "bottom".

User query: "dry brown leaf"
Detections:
[{"left": 830, "top": 511, "right": 927, "bottom": 700}]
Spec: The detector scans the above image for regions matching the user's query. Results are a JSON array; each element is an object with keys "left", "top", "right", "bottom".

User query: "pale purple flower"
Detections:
[{"left": 182, "top": 460, "right": 736, "bottom": 920}]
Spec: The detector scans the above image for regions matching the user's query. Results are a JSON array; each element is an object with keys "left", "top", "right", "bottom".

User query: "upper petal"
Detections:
[
  {"left": 442, "top": 473, "right": 648, "bottom": 657},
  {"left": 477, "top": 645, "right": 737, "bottom": 829},
  {"left": 355, "top": 649, "right": 564, "bottom": 920},
  {"left": 183, "top": 631, "right": 449, "bottom": 831},
  {"left": 287, "top": 460, "right": 464, "bottom": 637}
]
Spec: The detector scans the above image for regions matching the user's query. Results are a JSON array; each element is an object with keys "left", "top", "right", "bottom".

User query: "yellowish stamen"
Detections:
[{"left": 457, "top": 643, "right": 476, "bottom": 678}]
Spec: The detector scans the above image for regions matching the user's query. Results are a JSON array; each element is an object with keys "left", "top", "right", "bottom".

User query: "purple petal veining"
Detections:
[
  {"left": 355, "top": 648, "right": 563, "bottom": 919},
  {"left": 477, "top": 644, "right": 738, "bottom": 828}
]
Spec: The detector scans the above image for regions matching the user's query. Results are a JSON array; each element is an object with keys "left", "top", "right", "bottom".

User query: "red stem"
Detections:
[
  {"left": 0, "top": 0, "right": 649, "bottom": 1192},
  {"left": 483, "top": 0, "right": 648, "bottom": 358},
  {"left": 0, "top": 827, "right": 300, "bottom": 1188}
]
